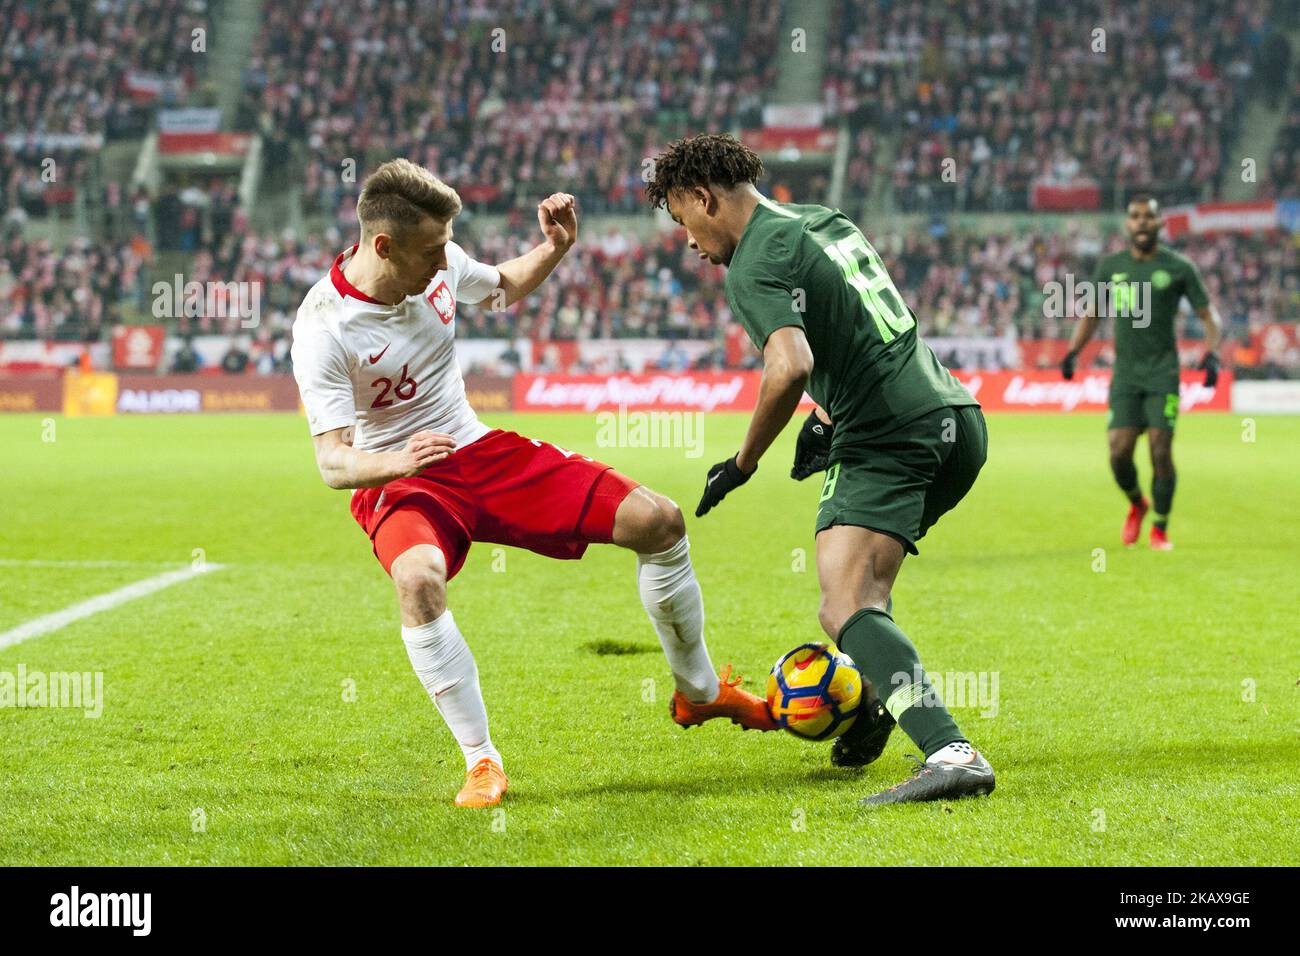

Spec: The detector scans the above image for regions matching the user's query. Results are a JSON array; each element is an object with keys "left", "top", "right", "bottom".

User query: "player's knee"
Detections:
[
  {"left": 817, "top": 600, "right": 847, "bottom": 641},
  {"left": 820, "top": 585, "right": 892, "bottom": 642},
  {"left": 655, "top": 497, "right": 686, "bottom": 545},
  {"left": 1108, "top": 432, "right": 1137, "bottom": 461},
  {"left": 626, "top": 490, "right": 684, "bottom": 553},
  {"left": 818, "top": 596, "right": 875, "bottom": 642},
  {"left": 391, "top": 546, "right": 447, "bottom": 610}
]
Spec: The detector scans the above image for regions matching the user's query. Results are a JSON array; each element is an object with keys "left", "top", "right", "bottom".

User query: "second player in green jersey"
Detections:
[{"left": 1061, "top": 195, "right": 1222, "bottom": 550}]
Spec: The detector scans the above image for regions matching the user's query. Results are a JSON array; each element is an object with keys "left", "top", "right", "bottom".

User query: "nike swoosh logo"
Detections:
[
  {"left": 931, "top": 760, "right": 993, "bottom": 776},
  {"left": 369, "top": 343, "right": 390, "bottom": 364}
]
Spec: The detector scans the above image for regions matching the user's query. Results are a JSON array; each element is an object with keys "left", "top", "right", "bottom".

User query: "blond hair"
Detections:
[{"left": 357, "top": 159, "right": 462, "bottom": 237}]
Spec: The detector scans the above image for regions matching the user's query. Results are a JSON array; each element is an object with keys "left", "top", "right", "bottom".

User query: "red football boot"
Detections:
[
  {"left": 1122, "top": 497, "right": 1149, "bottom": 547},
  {"left": 1150, "top": 525, "right": 1174, "bottom": 551}
]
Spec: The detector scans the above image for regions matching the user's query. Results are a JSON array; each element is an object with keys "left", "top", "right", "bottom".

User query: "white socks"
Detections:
[
  {"left": 928, "top": 741, "right": 975, "bottom": 765},
  {"left": 637, "top": 535, "right": 718, "bottom": 704},
  {"left": 401, "top": 610, "right": 502, "bottom": 771},
  {"left": 399, "top": 536, "right": 713, "bottom": 772}
]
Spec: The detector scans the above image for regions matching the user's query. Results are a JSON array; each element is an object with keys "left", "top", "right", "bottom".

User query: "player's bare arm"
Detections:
[
  {"left": 478, "top": 192, "right": 577, "bottom": 309},
  {"left": 1196, "top": 305, "right": 1222, "bottom": 353},
  {"left": 697, "top": 326, "right": 811, "bottom": 516},
  {"left": 311, "top": 426, "right": 456, "bottom": 490},
  {"left": 1060, "top": 309, "right": 1099, "bottom": 380},
  {"left": 1195, "top": 304, "right": 1223, "bottom": 386},
  {"left": 737, "top": 327, "right": 814, "bottom": 474}
]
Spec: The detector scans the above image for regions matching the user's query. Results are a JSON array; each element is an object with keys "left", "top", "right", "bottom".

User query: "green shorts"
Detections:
[
  {"left": 1108, "top": 378, "right": 1179, "bottom": 432},
  {"left": 815, "top": 405, "right": 987, "bottom": 555}
]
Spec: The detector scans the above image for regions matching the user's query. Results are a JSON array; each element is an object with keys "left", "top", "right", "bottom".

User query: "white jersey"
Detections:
[{"left": 290, "top": 242, "right": 501, "bottom": 453}]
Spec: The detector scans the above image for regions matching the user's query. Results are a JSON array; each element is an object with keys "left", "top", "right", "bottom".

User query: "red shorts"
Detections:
[{"left": 350, "top": 429, "right": 639, "bottom": 578}]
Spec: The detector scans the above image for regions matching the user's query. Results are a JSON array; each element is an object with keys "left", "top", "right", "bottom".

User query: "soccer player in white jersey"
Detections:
[{"left": 291, "top": 159, "right": 775, "bottom": 808}]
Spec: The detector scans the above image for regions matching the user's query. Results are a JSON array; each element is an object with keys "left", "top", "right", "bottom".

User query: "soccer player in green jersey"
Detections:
[
  {"left": 646, "top": 133, "right": 994, "bottom": 805},
  {"left": 1060, "top": 195, "right": 1223, "bottom": 550}
]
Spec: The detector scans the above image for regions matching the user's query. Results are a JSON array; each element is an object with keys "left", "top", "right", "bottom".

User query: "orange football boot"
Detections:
[
  {"left": 1122, "top": 496, "right": 1149, "bottom": 546},
  {"left": 670, "top": 664, "right": 779, "bottom": 731},
  {"left": 454, "top": 758, "right": 508, "bottom": 808}
]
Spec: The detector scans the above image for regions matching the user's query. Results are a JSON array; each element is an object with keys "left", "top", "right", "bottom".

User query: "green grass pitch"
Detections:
[{"left": 1, "top": 410, "right": 1296, "bottom": 866}]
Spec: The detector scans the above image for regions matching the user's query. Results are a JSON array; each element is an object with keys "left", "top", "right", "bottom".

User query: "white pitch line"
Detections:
[
  {"left": 0, "top": 559, "right": 179, "bottom": 568},
  {"left": 0, "top": 564, "right": 225, "bottom": 651}
]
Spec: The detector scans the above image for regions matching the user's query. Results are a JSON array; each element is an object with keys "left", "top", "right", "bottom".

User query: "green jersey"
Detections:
[
  {"left": 724, "top": 198, "right": 976, "bottom": 450},
  {"left": 1092, "top": 247, "right": 1209, "bottom": 384}
]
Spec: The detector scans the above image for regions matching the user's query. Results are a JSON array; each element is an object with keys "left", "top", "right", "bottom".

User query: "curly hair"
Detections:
[{"left": 644, "top": 134, "right": 764, "bottom": 210}]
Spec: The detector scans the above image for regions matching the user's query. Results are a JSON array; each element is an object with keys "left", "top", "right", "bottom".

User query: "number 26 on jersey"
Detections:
[{"left": 371, "top": 363, "right": 418, "bottom": 408}]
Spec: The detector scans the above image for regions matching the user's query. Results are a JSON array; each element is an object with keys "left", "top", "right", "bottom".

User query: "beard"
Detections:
[{"left": 1129, "top": 231, "right": 1158, "bottom": 253}]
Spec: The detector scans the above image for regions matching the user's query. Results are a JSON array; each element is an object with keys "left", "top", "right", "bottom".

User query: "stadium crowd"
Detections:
[
  {"left": 1262, "top": 78, "right": 1300, "bottom": 199},
  {"left": 5, "top": 0, "right": 1288, "bottom": 229},
  {"left": 825, "top": 0, "right": 1278, "bottom": 215},
  {"left": 240, "top": 0, "right": 781, "bottom": 224},
  {"left": 0, "top": 143, "right": 96, "bottom": 226},
  {"left": 0, "top": 233, "right": 147, "bottom": 341},
  {"left": 5, "top": 217, "right": 1294, "bottom": 373},
  {"left": 0, "top": 0, "right": 219, "bottom": 139},
  {"left": 2, "top": 0, "right": 1296, "bottom": 377},
  {"left": 883, "top": 226, "right": 1298, "bottom": 350},
  {"left": 1, "top": 0, "right": 224, "bottom": 228}
]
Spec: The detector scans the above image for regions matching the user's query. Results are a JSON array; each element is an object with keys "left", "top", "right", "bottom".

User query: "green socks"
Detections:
[
  {"left": 836, "top": 606, "right": 964, "bottom": 758},
  {"left": 1152, "top": 474, "right": 1176, "bottom": 530}
]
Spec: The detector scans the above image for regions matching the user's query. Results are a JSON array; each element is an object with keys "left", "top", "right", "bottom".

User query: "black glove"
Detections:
[
  {"left": 1200, "top": 351, "right": 1220, "bottom": 389},
  {"left": 1060, "top": 348, "right": 1079, "bottom": 380},
  {"left": 791, "top": 410, "right": 834, "bottom": 480},
  {"left": 696, "top": 455, "right": 752, "bottom": 517}
]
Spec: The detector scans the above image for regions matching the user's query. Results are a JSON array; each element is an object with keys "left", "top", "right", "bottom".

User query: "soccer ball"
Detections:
[{"left": 766, "top": 643, "right": 863, "bottom": 740}]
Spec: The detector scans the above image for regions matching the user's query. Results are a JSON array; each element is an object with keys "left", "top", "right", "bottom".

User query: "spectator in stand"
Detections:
[
  {"left": 655, "top": 339, "right": 690, "bottom": 372},
  {"left": 220, "top": 341, "right": 250, "bottom": 374},
  {"left": 171, "top": 336, "right": 201, "bottom": 373}
]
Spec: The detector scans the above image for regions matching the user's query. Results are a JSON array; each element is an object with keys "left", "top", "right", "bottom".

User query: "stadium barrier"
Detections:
[
  {"left": 950, "top": 370, "right": 1232, "bottom": 413},
  {"left": 1231, "top": 380, "right": 1300, "bottom": 414},
  {"left": 0, "top": 370, "right": 1241, "bottom": 416},
  {"left": 1, "top": 333, "right": 1290, "bottom": 376},
  {"left": 513, "top": 372, "right": 770, "bottom": 412},
  {"left": 63, "top": 371, "right": 304, "bottom": 416},
  {"left": 0, "top": 374, "right": 63, "bottom": 413}
]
